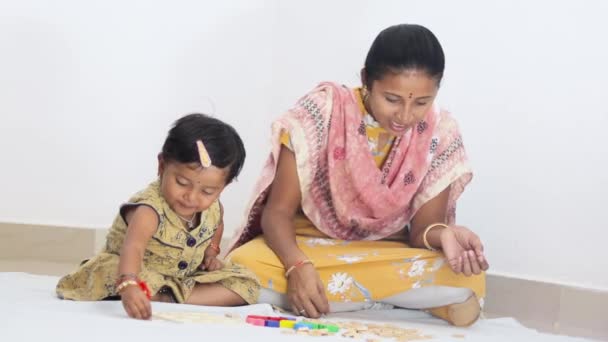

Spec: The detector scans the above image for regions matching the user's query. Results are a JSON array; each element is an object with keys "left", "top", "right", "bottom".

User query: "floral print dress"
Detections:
[{"left": 227, "top": 89, "right": 484, "bottom": 304}]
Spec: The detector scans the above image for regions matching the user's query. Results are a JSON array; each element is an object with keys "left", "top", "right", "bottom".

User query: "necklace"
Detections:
[{"left": 176, "top": 213, "right": 197, "bottom": 229}]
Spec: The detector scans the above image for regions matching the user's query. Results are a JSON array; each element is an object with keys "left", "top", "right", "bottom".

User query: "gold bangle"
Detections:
[
  {"left": 116, "top": 279, "right": 138, "bottom": 293},
  {"left": 285, "top": 259, "right": 314, "bottom": 278},
  {"left": 423, "top": 223, "right": 449, "bottom": 251},
  {"left": 209, "top": 243, "right": 221, "bottom": 254}
]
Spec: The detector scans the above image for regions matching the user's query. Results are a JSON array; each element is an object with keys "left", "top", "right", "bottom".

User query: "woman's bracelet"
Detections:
[
  {"left": 423, "top": 223, "right": 450, "bottom": 251},
  {"left": 285, "top": 259, "right": 314, "bottom": 278}
]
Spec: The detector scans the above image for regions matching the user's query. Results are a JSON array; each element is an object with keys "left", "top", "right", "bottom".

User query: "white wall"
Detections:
[
  {"left": 0, "top": 0, "right": 277, "bottom": 230},
  {"left": 1, "top": 1, "right": 607, "bottom": 289},
  {"left": 270, "top": 1, "right": 608, "bottom": 291}
]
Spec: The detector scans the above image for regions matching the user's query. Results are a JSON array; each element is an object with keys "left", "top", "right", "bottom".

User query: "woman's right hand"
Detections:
[
  {"left": 261, "top": 146, "right": 329, "bottom": 317},
  {"left": 120, "top": 285, "right": 152, "bottom": 320},
  {"left": 286, "top": 264, "right": 329, "bottom": 318}
]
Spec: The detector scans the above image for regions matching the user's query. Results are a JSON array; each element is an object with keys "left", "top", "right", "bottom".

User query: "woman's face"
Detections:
[{"left": 364, "top": 69, "right": 439, "bottom": 136}]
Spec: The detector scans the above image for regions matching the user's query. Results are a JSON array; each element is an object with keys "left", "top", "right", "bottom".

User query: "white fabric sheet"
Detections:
[{"left": 0, "top": 272, "right": 594, "bottom": 342}]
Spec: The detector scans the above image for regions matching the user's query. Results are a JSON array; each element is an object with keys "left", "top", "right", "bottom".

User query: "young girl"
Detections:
[{"left": 56, "top": 113, "right": 260, "bottom": 320}]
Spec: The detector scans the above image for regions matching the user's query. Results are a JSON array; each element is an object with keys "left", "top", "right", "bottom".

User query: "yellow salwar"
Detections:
[{"left": 228, "top": 89, "right": 484, "bottom": 305}]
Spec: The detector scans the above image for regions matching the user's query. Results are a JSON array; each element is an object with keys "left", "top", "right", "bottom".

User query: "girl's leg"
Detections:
[
  {"left": 184, "top": 283, "right": 247, "bottom": 306},
  {"left": 151, "top": 286, "right": 177, "bottom": 303}
]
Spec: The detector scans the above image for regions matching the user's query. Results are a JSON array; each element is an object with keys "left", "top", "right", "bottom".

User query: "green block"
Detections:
[
  {"left": 323, "top": 324, "right": 339, "bottom": 333},
  {"left": 302, "top": 321, "right": 320, "bottom": 329}
]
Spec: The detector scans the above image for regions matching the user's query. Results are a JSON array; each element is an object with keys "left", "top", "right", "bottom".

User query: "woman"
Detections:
[{"left": 227, "top": 24, "right": 488, "bottom": 327}]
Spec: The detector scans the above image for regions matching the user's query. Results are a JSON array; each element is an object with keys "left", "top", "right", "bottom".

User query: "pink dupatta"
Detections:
[{"left": 229, "top": 82, "right": 472, "bottom": 250}]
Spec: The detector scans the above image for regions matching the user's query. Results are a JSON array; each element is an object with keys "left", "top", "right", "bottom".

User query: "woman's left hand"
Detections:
[{"left": 439, "top": 225, "right": 489, "bottom": 276}]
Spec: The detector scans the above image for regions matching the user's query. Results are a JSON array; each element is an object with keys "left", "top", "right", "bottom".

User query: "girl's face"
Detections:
[
  {"left": 158, "top": 157, "right": 228, "bottom": 218},
  {"left": 363, "top": 69, "right": 439, "bottom": 136}
]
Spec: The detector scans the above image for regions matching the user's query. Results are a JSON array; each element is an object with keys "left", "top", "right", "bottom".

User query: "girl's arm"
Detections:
[
  {"left": 209, "top": 203, "right": 224, "bottom": 253},
  {"left": 118, "top": 205, "right": 159, "bottom": 278},
  {"left": 201, "top": 203, "right": 224, "bottom": 271},
  {"left": 117, "top": 205, "right": 159, "bottom": 320}
]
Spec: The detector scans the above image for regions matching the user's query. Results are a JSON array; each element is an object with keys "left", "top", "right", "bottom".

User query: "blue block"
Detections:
[
  {"left": 265, "top": 320, "right": 280, "bottom": 328},
  {"left": 294, "top": 322, "right": 314, "bottom": 330}
]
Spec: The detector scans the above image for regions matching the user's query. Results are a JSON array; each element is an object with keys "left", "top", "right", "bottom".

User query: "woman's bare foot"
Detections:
[{"left": 426, "top": 295, "right": 481, "bottom": 327}]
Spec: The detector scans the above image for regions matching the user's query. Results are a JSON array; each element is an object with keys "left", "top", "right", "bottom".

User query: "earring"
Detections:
[{"left": 361, "top": 85, "right": 370, "bottom": 102}]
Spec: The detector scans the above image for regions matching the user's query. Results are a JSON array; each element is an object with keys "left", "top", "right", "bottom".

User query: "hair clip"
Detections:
[{"left": 196, "top": 139, "right": 212, "bottom": 168}]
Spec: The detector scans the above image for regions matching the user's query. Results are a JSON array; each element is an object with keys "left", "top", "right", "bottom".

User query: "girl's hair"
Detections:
[
  {"left": 364, "top": 24, "right": 445, "bottom": 87},
  {"left": 161, "top": 113, "right": 245, "bottom": 184}
]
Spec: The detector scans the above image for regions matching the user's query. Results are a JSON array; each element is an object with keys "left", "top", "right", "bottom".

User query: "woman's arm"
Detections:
[
  {"left": 261, "top": 145, "right": 329, "bottom": 317},
  {"left": 409, "top": 187, "right": 450, "bottom": 249},
  {"left": 260, "top": 145, "right": 308, "bottom": 268},
  {"left": 409, "top": 187, "right": 488, "bottom": 275}
]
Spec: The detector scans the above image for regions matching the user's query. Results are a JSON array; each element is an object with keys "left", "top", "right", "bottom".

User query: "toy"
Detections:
[{"left": 245, "top": 315, "right": 339, "bottom": 333}]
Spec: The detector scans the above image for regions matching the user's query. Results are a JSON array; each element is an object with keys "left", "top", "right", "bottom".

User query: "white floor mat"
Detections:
[{"left": 0, "top": 272, "right": 594, "bottom": 341}]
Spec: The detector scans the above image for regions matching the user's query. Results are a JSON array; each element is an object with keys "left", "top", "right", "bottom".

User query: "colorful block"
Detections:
[
  {"left": 265, "top": 320, "right": 280, "bottom": 328},
  {"left": 294, "top": 322, "right": 315, "bottom": 330},
  {"left": 317, "top": 323, "right": 340, "bottom": 332},
  {"left": 303, "top": 321, "right": 321, "bottom": 329},
  {"left": 279, "top": 320, "right": 296, "bottom": 329},
  {"left": 323, "top": 324, "right": 340, "bottom": 332},
  {"left": 245, "top": 316, "right": 265, "bottom": 326}
]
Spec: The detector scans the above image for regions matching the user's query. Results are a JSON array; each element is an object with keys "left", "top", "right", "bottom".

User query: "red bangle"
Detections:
[
  {"left": 209, "top": 243, "right": 221, "bottom": 254},
  {"left": 116, "top": 278, "right": 150, "bottom": 299},
  {"left": 138, "top": 280, "right": 151, "bottom": 299}
]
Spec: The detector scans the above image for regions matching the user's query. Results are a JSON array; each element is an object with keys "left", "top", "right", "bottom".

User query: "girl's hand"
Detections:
[
  {"left": 120, "top": 285, "right": 152, "bottom": 320},
  {"left": 200, "top": 247, "right": 223, "bottom": 271}
]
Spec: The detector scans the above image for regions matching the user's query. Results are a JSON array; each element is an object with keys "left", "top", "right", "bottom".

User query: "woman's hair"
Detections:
[
  {"left": 364, "top": 24, "right": 445, "bottom": 87},
  {"left": 161, "top": 113, "right": 246, "bottom": 184}
]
